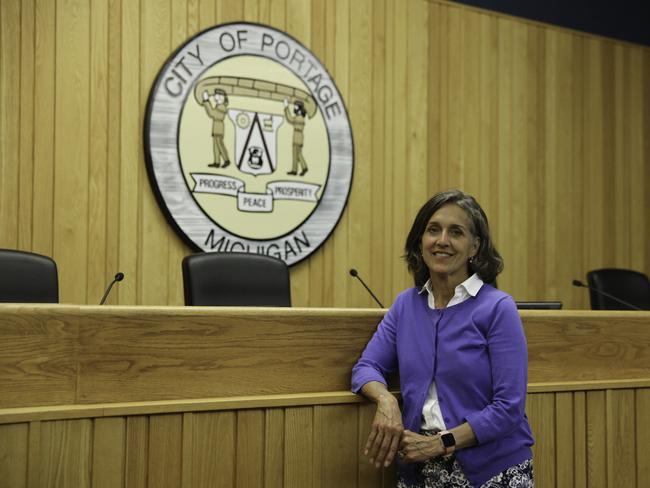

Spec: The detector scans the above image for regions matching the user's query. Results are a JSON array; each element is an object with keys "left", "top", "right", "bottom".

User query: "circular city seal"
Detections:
[{"left": 144, "top": 22, "right": 354, "bottom": 266}]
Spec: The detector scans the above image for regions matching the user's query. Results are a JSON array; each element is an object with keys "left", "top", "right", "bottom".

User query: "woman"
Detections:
[{"left": 351, "top": 189, "right": 535, "bottom": 487}]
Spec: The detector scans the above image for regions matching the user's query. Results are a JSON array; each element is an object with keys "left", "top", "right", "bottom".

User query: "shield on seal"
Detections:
[{"left": 228, "top": 109, "right": 284, "bottom": 176}]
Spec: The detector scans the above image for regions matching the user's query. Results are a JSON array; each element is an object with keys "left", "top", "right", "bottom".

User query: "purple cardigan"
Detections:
[{"left": 351, "top": 285, "right": 534, "bottom": 486}]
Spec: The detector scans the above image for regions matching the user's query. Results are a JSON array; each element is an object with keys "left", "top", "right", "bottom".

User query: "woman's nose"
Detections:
[{"left": 436, "top": 230, "right": 450, "bottom": 245}]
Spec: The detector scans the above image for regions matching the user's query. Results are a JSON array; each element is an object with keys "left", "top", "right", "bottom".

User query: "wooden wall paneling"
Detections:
[
  {"left": 39, "top": 419, "right": 92, "bottom": 487},
  {"left": 0, "top": 0, "right": 21, "bottom": 250},
  {"left": 18, "top": 0, "right": 35, "bottom": 251},
  {"left": 599, "top": 41, "right": 617, "bottom": 268},
  {"left": 0, "top": 423, "right": 29, "bottom": 488},
  {"left": 216, "top": 0, "right": 244, "bottom": 24},
  {"left": 583, "top": 38, "right": 606, "bottom": 286},
  {"left": 612, "top": 45, "right": 629, "bottom": 266},
  {"left": 285, "top": 0, "right": 312, "bottom": 308},
  {"left": 586, "top": 390, "right": 607, "bottom": 488},
  {"left": 148, "top": 413, "right": 183, "bottom": 488},
  {"left": 168, "top": 0, "right": 192, "bottom": 307},
  {"left": 390, "top": 0, "right": 409, "bottom": 296},
  {"left": 626, "top": 47, "right": 645, "bottom": 272},
  {"left": 606, "top": 389, "right": 637, "bottom": 486},
  {"left": 264, "top": 408, "right": 285, "bottom": 488},
  {"left": 53, "top": 0, "right": 90, "bottom": 305},
  {"left": 382, "top": 0, "right": 397, "bottom": 303},
  {"left": 314, "top": 404, "right": 359, "bottom": 487},
  {"left": 573, "top": 391, "right": 587, "bottom": 488},
  {"left": 636, "top": 388, "right": 650, "bottom": 487},
  {"left": 444, "top": 5, "right": 462, "bottom": 193},
  {"left": 31, "top": 0, "right": 56, "bottom": 258},
  {"left": 140, "top": 0, "right": 172, "bottom": 306},
  {"left": 406, "top": 0, "right": 429, "bottom": 247},
  {"left": 284, "top": 406, "right": 314, "bottom": 486},
  {"left": 527, "top": 392, "right": 556, "bottom": 487},
  {"left": 87, "top": 0, "right": 109, "bottom": 304},
  {"left": 554, "top": 392, "right": 575, "bottom": 487},
  {"left": 645, "top": 52, "right": 650, "bottom": 271},
  {"left": 235, "top": 409, "right": 265, "bottom": 487},
  {"left": 92, "top": 417, "right": 126, "bottom": 488},
  {"left": 105, "top": 0, "right": 123, "bottom": 292},
  {"left": 187, "top": 411, "right": 235, "bottom": 488},
  {"left": 243, "top": 0, "right": 259, "bottom": 22},
  {"left": 198, "top": 0, "right": 215, "bottom": 31},
  {"left": 305, "top": 0, "right": 327, "bottom": 307},
  {"left": 357, "top": 402, "right": 382, "bottom": 488},
  {"left": 524, "top": 25, "right": 547, "bottom": 302},
  {"left": 370, "top": 0, "right": 387, "bottom": 308},
  {"left": 125, "top": 416, "right": 149, "bottom": 488},
  {"left": 318, "top": 0, "right": 337, "bottom": 307},
  {"left": 348, "top": 0, "right": 373, "bottom": 308},
  {"left": 331, "top": 0, "right": 351, "bottom": 307},
  {"left": 26, "top": 421, "right": 42, "bottom": 488},
  {"left": 118, "top": 0, "right": 141, "bottom": 305}
]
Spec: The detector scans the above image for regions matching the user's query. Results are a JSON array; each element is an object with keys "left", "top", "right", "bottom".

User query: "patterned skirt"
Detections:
[{"left": 396, "top": 432, "right": 534, "bottom": 488}]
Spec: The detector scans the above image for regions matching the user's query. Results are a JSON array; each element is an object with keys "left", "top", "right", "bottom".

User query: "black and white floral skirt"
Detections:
[{"left": 396, "top": 451, "right": 534, "bottom": 488}]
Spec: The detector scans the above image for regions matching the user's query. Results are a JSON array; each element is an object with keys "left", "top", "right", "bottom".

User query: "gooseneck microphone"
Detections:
[
  {"left": 100, "top": 272, "right": 125, "bottom": 305},
  {"left": 572, "top": 279, "right": 642, "bottom": 311},
  {"left": 349, "top": 269, "right": 384, "bottom": 308}
]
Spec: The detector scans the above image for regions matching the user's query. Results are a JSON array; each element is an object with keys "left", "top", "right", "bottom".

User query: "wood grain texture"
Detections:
[
  {"left": 1, "top": 305, "right": 649, "bottom": 408},
  {"left": 1, "top": 0, "right": 648, "bottom": 309}
]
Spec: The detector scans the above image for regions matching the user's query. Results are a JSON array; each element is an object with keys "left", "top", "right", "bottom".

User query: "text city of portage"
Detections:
[{"left": 163, "top": 27, "right": 344, "bottom": 262}]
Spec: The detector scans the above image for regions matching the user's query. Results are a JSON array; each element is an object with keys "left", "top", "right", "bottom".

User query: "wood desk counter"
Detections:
[{"left": 0, "top": 305, "right": 649, "bottom": 487}]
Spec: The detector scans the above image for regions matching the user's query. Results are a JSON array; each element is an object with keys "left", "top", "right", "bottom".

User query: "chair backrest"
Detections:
[
  {"left": 586, "top": 268, "right": 650, "bottom": 310},
  {"left": 182, "top": 252, "right": 291, "bottom": 306},
  {"left": 0, "top": 249, "right": 59, "bottom": 303}
]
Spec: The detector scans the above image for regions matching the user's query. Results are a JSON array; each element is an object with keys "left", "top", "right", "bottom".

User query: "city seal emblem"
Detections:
[{"left": 144, "top": 22, "right": 354, "bottom": 266}]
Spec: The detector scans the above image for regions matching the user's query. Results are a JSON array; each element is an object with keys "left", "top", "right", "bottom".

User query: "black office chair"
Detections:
[
  {"left": 586, "top": 268, "right": 650, "bottom": 310},
  {"left": 182, "top": 252, "right": 291, "bottom": 306},
  {"left": 0, "top": 249, "right": 59, "bottom": 303}
]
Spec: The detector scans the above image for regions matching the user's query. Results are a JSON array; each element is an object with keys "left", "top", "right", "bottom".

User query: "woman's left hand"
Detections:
[{"left": 397, "top": 430, "right": 444, "bottom": 463}]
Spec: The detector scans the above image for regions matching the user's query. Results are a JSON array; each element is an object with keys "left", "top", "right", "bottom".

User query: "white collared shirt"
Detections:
[{"left": 419, "top": 273, "right": 484, "bottom": 431}]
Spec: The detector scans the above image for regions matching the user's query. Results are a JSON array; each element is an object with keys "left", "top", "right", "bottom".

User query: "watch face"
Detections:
[{"left": 441, "top": 432, "right": 455, "bottom": 448}]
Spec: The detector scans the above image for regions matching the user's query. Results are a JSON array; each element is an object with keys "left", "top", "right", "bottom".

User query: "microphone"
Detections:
[
  {"left": 100, "top": 272, "right": 125, "bottom": 305},
  {"left": 572, "top": 279, "right": 642, "bottom": 311},
  {"left": 349, "top": 268, "right": 384, "bottom": 308}
]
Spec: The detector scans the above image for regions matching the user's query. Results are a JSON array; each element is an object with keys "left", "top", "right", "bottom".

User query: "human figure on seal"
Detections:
[
  {"left": 284, "top": 98, "right": 308, "bottom": 176},
  {"left": 202, "top": 89, "right": 231, "bottom": 169}
]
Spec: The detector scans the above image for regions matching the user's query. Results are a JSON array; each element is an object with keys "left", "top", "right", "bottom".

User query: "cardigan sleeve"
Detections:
[
  {"left": 464, "top": 296, "right": 529, "bottom": 444},
  {"left": 350, "top": 296, "right": 401, "bottom": 393}
]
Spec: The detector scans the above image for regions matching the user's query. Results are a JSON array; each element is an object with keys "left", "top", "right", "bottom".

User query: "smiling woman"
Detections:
[{"left": 352, "top": 189, "right": 534, "bottom": 488}]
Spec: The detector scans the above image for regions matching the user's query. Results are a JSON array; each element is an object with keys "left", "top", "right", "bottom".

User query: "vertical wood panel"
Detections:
[
  {"left": 92, "top": 417, "right": 126, "bottom": 488},
  {"left": 53, "top": 0, "right": 90, "bottom": 304},
  {"left": 528, "top": 393, "right": 555, "bottom": 487},
  {"left": 148, "top": 414, "right": 183, "bottom": 488},
  {"left": 315, "top": 404, "right": 359, "bottom": 487},
  {"left": 264, "top": 408, "right": 285, "bottom": 488},
  {"left": 18, "top": 0, "right": 35, "bottom": 251},
  {"left": 188, "top": 411, "right": 235, "bottom": 488},
  {"left": 125, "top": 416, "right": 149, "bottom": 488},
  {"left": 636, "top": 389, "right": 650, "bottom": 487},
  {"left": 236, "top": 409, "right": 265, "bottom": 487},
  {"left": 0, "top": 0, "right": 648, "bottom": 307},
  {"left": 606, "top": 389, "right": 637, "bottom": 487},
  {"left": 39, "top": 419, "right": 92, "bottom": 488},
  {"left": 555, "top": 392, "right": 574, "bottom": 487},
  {"left": 284, "top": 406, "right": 313, "bottom": 487},
  {"left": 0, "top": 423, "right": 28, "bottom": 488},
  {"left": 0, "top": 0, "right": 21, "bottom": 250},
  {"left": 87, "top": 0, "right": 109, "bottom": 304},
  {"left": 586, "top": 390, "right": 607, "bottom": 488}
]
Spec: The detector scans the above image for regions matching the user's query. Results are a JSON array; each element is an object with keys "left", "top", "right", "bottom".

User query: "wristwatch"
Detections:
[{"left": 439, "top": 430, "right": 456, "bottom": 455}]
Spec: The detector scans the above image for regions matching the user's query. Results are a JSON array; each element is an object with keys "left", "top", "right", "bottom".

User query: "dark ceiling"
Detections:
[{"left": 451, "top": 0, "right": 650, "bottom": 47}]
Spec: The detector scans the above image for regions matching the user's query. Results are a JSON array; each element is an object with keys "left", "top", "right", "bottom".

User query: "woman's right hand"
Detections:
[{"left": 364, "top": 393, "right": 404, "bottom": 468}]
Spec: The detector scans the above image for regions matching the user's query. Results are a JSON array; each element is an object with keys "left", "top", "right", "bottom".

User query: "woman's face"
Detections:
[{"left": 420, "top": 203, "right": 479, "bottom": 284}]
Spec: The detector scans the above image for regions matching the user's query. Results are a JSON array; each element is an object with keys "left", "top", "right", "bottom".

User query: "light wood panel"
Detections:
[
  {"left": 0, "top": 0, "right": 647, "bottom": 308},
  {"left": 1, "top": 305, "right": 649, "bottom": 409},
  {"left": 1, "top": 386, "right": 649, "bottom": 488}
]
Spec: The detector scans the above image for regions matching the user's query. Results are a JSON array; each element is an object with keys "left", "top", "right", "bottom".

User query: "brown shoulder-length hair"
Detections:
[{"left": 404, "top": 189, "right": 503, "bottom": 287}]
